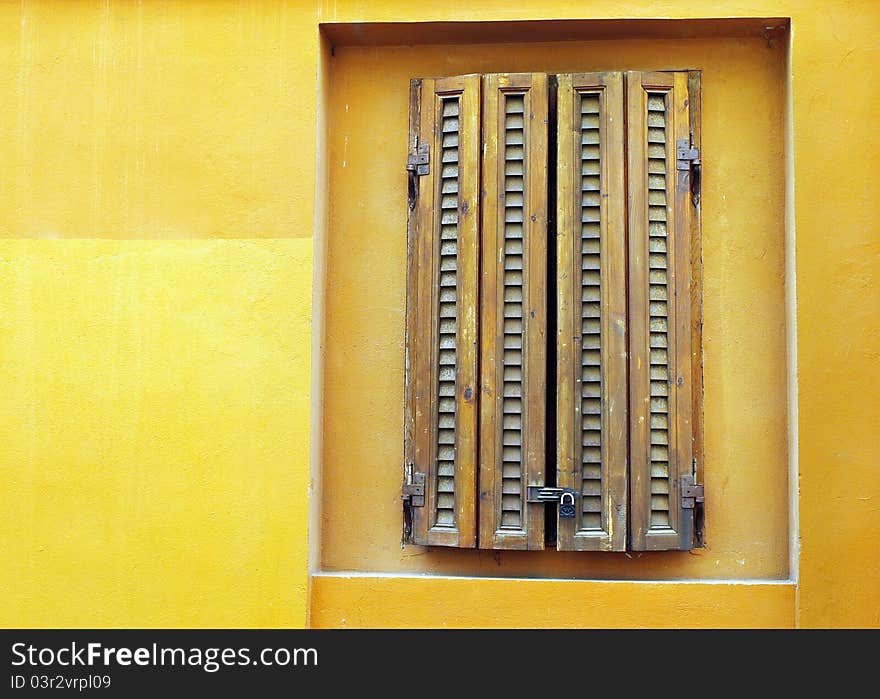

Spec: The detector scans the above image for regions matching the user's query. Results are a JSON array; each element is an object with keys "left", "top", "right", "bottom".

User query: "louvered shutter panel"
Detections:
[
  {"left": 404, "top": 75, "right": 481, "bottom": 547},
  {"left": 555, "top": 73, "right": 628, "bottom": 551},
  {"left": 478, "top": 73, "right": 548, "bottom": 550},
  {"left": 626, "top": 71, "right": 696, "bottom": 551}
]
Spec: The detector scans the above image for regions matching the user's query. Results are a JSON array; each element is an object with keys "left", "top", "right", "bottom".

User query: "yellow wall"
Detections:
[
  {"left": 311, "top": 576, "right": 795, "bottom": 629},
  {"left": 0, "top": 0, "right": 319, "bottom": 240},
  {"left": 1, "top": 239, "right": 311, "bottom": 627},
  {"left": 1, "top": 1, "right": 878, "bottom": 629},
  {"left": 792, "top": 3, "right": 880, "bottom": 628},
  {"left": 0, "top": 1, "right": 319, "bottom": 627}
]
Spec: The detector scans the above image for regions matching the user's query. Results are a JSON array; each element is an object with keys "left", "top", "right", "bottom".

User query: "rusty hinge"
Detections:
[
  {"left": 406, "top": 142, "right": 430, "bottom": 176},
  {"left": 406, "top": 142, "right": 429, "bottom": 210},
  {"left": 402, "top": 465, "right": 425, "bottom": 507},
  {"left": 676, "top": 137, "right": 701, "bottom": 206},
  {"left": 676, "top": 138, "right": 700, "bottom": 171},
  {"left": 680, "top": 474, "right": 705, "bottom": 510}
]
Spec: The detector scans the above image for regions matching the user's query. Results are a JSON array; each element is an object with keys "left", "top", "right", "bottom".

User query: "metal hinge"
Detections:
[
  {"left": 526, "top": 486, "right": 579, "bottom": 503},
  {"left": 402, "top": 464, "right": 425, "bottom": 507},
  {"left": 676, "top": 138, "right": 701, "bottom": 206},
  {"left": 406, "top": 142, "right": 430, "bottom": 176},
  {"left": 676, "top": 138, "right": 700, "bottom": 171},
  {"left": 406, "top": 142, "right": 429, "bottom": 210},
  {"left": 680, "top": 474, "right": 705, "bottom": 510}
]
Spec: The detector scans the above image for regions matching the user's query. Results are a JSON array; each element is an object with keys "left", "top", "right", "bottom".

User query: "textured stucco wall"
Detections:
[
  {"left": 0, "top": 1, "right": 318, "bottom": 627},
  {"left": 1, "top": 0, "right": 877, "bottom": 629}
]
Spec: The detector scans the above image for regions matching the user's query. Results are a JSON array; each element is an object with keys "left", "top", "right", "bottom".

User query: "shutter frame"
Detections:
[
  {"left": 626, "top": 71, "right": 697, "bottom": 551},
  {"left": 687, "top": 70, "right": 706, "bottom": 547},
  {"left": 404, "top": 69, "right": 703, "bottom": 552},
  {"left": 404, "top": 75, "right": 481, "bottom": 547},
  {"left": 478, "top": 73, "right": 548, "bottom": 550},
  {"left": 555, "top": 72, "right": 628, "bottom": 551}
]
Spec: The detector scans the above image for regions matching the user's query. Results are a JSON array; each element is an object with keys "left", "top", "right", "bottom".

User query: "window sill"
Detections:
[{"left": 309, "top": 572, "right": 795, "bottom": 628}]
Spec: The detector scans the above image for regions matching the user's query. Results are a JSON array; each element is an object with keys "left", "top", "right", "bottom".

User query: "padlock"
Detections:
[{"left": 559, "top": 492, "right": 576, "bottom": 519}]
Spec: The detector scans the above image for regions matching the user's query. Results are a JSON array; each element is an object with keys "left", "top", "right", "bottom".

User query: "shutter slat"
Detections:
[
  {"left": 556, "top": 72, "right": 628, "bottom": 552},
  {"left": 404, "top": 75, "right": 481, "bottom": 548},
  {"left": 627, "top": 71, "right": 696, "bottom": 551},
  {"left": 479, "top": 73, "right": 548, "bottom": 549}
]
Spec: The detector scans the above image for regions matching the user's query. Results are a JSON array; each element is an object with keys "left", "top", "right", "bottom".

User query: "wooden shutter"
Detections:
[
  {"left": 478, "top": 73, "right": 548, "bottom": 550},
  {"left": 404, "top": 75, "right": 481, "bottom": 547},
  {"left": 626, "top": 71, "right": 696, "bottom": 550},
  {"left": 555, "top": 72, "right": 628, "bottom": 551}
]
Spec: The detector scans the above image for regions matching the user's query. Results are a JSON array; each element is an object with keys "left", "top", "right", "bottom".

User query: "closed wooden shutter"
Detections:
[
  {"left": 403, "top": 70, "right": 703, "bottom": 551},
  {"left": 404, "top": 75, "right": 481, "bottom": 547},
  {"left": 478, "top": 73, "right": 548, "bottom": 550},
  {"left": 626, "top": 71, "right": 696, "bottom": 551},
  {"left": 555, "top": 72, "right": 628, "bottom": 551}
]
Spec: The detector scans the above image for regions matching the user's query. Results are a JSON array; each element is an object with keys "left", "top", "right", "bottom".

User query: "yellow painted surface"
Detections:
[
  {"left": 0, "top": 239, "right": 312, "bottom": 627},
  {"left": 316, "top": 2, "right": 879, "bottom": 627},
  {"left": 0, "top": 1, "right": 318, "bottom": 239},
  {"left": 0, "top": 1, "right": 319, "bottom": 628},
  {"left": 323, "top": 37, "right": 789, "bottom": 581},
  {"left": 0, "top": 0, "right": 877, "bottom": 629},
  {"left": 311, "top": 575, "right": 796, "bottom": 629},
  {"left": 791, "top": 3, "right": 880, "bottom": 628}
]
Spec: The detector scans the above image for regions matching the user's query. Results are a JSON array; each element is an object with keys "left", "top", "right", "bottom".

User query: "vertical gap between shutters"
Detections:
[
  {"left": 623, "top": 76, "right": 633, "bottom": 550},
  {"left": 545, "top": 75, "right": 559, "bottom": 546}
]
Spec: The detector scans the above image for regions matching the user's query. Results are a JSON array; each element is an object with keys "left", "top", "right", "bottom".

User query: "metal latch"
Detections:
[
  {"left": 402, "top": 465, "right": 425, "bottom": 507},
  {"left": 680, "top": 474, "right": 704, "bottom": 510},
  {"left": 406, "top": 142, "right": 429, "bottom": 210},
  {"left": 526, "top": 486, "right": 579, "bottom": 504}
]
